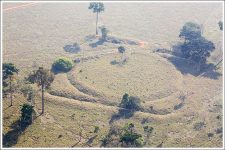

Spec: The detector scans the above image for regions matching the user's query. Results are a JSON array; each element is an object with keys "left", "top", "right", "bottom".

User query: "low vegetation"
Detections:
[
  {"left": 20, "top": 104, "right": 34, "bottom": 127},
  {"left": 2, "top": 2, "right": 222, "bottom": 148},
  {"left": 52, "top": 57, "right": 74, "bottom": 73},
  {"left": 120, "top": 93, "right": 141, "bottom": 111}
]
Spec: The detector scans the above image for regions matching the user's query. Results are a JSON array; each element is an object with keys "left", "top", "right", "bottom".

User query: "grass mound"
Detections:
[{"left": 73, "top": 53, "right": 183, "bottom": 103}]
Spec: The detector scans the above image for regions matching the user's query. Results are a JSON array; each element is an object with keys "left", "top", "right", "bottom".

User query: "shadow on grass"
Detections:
[
  {"left": 3, "top": 119, "right": 27, "bottom": 147},
  {"left": 89, "top": 39, "right": 105, "bottom": 48},
  {"left": 86, "top": 135, "right": 98, "bottom": 146},
  {"left": 64, "top": 43, "right": 81, "bottom": 53},
  {"left": 167, "top": 56, "right": 222, "bottom": 79},
  {"left": 109, "top": 109, "right": 135, "bottom": 124},
  {"left": 3, "top": 112, "right": 40, "bottom": 147}
]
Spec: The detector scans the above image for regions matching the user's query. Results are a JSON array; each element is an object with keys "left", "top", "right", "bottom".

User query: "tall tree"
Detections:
[
  {"left": 3, "top": 63, "right": 19, "bottom": 106},
  {"left": 27, "top": 67, "right": 54, "bottom": 114},
  {"left": 88, "top": 2, "right": 104, "bottom": 35}
]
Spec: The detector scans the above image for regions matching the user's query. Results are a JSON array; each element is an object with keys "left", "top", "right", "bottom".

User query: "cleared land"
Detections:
[{"left": 2, "top": 2, "right": 223, "bottom": 148}]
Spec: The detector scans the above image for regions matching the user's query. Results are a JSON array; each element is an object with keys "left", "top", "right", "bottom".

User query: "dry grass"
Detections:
[{"left": 2, "top": 2, "right": 223, "bottom": 148}]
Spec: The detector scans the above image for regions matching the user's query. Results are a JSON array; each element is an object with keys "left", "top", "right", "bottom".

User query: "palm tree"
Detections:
[
  {"left": 3, "top": 63, "right": 19, "bottom": 106},
  {"left": 88, "top": 2, "right": 104, "bottom": 35},
  {"left": 27, "top": 67, "right": 54, "bottom": 114}
]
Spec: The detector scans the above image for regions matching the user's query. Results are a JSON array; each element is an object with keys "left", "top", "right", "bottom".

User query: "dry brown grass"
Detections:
[{"left": 2, "top": 2, "right": 223, "bottom": 148}]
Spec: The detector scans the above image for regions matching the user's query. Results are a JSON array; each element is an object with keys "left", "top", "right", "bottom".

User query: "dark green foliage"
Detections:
[
  {"left": 120, "top": 123, "right": 145, "bottom": 147},
  {"left": 101, "top": 123, "right": 145, "bottom": 147},
  {"left": 3, "top": 63, "right": 19, "bottom": 105},
  {"left": 101, "top": 136, "right": 109, "bottom": 147},
  {"left": 143, "top": 126, "right": 154, "bottom": 134},
  {"left": 179, "top": 22, "right": 215, "bottom": 69},
  {"left": 3, "top": 63, "right": 19, "bottom": 80},
  {"left": 120, "top": 93, "right": 141, "bottom": 111},
  {"left": 88, "top": 2, "right": 104, "bottom": 13},
  {"left": 94, "top": 126, "right": 100, "bottom": 133},
  {"left": 181, "top": 37, "right": 215, "bottom": 64},
  {"left": 20, "top": 104, "right": 34, "bottom": 127},
  {"left": 179, "top": 22, "right": 202, "bottom": 41},
  {"left": 3, "top": 63, "right": 19, "bottom": 88},
  {"left": 118, "top": 46, "right": 126, "bottom": 54},
  {"left": 218, "top": 21, "right": 223, "bottom": 31},
  {"left": 52, "top": 57, "right": 74, "bottom": 72}
]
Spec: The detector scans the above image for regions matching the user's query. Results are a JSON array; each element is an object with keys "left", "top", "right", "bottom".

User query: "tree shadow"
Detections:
[
  {"left": 89, "top": 39, "right": 105, "bottom": 48},
  {"left": 166, "top": 56, "right": 222, "bottom": 79},
  {"left": 109, "top": 109, "right": 135, "bottom": 124},
  {"left": 200, "top": 64, "right": 222, "bottom": 79},
  {"left": 3, "top": 119, "right": 28, "bottom": 147},
  {"left": 63, "top": 43, "right": 81, "bottom": 53},
  {"left": 86, "top": 135, "right": 98, "bottom": 146}
]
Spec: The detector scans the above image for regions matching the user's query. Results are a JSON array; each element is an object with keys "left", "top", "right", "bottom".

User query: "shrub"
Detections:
[
  {"left": 94, "top": 126, "right": 100, "bottom": 133},
  {"left": 100, "top": 26, "right": 109, "bottom": 40},
  {"left": 21, "top": 103, "right": 34, "bottom": 127},
  {"left": 52, "top": 57, "right": 74, "bottom": 72},
  {"left": 120, "top": 123, "right": 145, "bottom": 147},
  {"left": 120, "top": 93, "right": 141, "bottom": 111},
  {"left": 218, "top": 21, "right": 223, "bottom": 31},
  {"left": 118, "top": 46, "right": 125, "bottom": 54}
]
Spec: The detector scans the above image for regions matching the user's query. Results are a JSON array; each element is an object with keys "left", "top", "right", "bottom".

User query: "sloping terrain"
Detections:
[{"left": 2, "top": 2, "right": 223, "bottom": 148}]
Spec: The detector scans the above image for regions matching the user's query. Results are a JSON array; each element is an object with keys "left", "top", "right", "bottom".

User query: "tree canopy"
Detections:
[
  {"left": 88, "top": 2, "right": 104, "bottom": 13},
  {"left": 179, "top": 22, "right": 215, "bottom": 69},
  {"left": 181, "top": 37, "right": 215, "bottom": 64},
  {"left": 52, "top": 57, "right": 74, "bottom": 73},
  {"left": 3, "top": 63, "right": 19, "bottom": 80},
  {"left": 179, "top": 22, "right": 202, "bottom": 41},
  {"left": 27, "top": 67, "right": 54, "bottom": 114},
  {"left": 118, "top": 46, "right": 126, "bottom": 54},
  {"left": 27, "top": 67, "right": 54, "bottom": 88},
  {"left": 120, "top": 93, "right": 141, "bottom": 111}
]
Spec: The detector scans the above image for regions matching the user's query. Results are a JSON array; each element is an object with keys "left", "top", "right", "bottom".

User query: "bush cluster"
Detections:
[{"left": 52, "top": 57, "right": 74, "bottom": 72}]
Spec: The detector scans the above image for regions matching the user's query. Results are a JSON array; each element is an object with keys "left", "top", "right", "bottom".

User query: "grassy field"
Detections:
[{"left": 2, "top": 2, "right": 223, "bottom": 148}]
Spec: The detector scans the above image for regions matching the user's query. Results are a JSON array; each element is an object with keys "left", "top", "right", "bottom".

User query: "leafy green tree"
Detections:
[
  {"left": 181, "top": 37, "right": 215, "bottom": 71},
  {"left": 20, "top": 103, "right": 34, "bottom": 127},
  {"left": 120, "top": 93, "right": 141, "bottom": 111},
  {"left": 52, "top": 57, "right": 74, "bottom": 73},
  {"left": 100, "top": 26, "right": 109, "bottom": 40},
  {"left": 179, "top": 22, "right": 202, "bottom": 42},
  {"left": 218, "top": 21, "right": 223, "bottom": 31},
  {"left": 3, "top": 63, "right": 19, "bottom": 106},
  {"left": 27, "top": 67, "right": 54, "bottom": 114},
  {"left": 88, "top": 2, "right": 104, "bottom": 35}
]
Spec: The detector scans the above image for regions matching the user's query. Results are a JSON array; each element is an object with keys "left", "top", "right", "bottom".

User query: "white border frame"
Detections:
[{"left": 0, "top": 1, "right": 224, "bottom": 150}]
